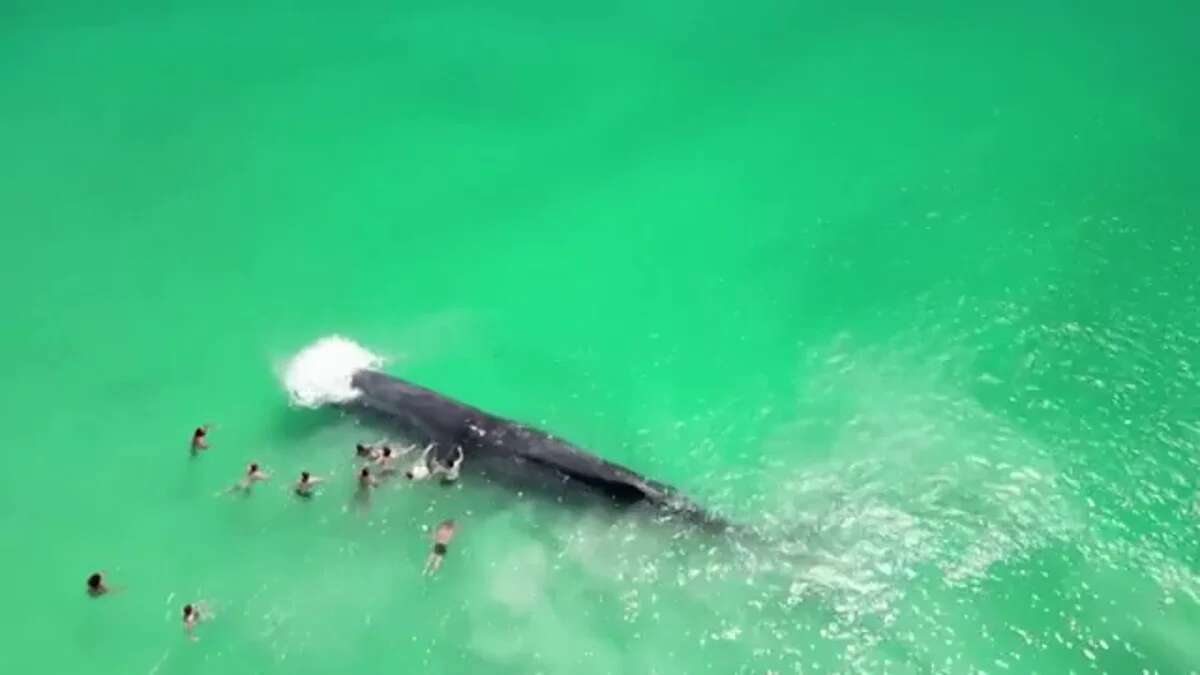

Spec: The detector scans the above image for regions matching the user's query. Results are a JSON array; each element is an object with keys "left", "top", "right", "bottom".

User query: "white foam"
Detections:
[{"left": 282, "top": 335, "right": 383, "bottom": 408}]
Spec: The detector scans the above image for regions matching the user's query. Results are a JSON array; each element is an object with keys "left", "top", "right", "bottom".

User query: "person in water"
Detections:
[
  {"left": 355, "top": 442, "right": 378, "bottom": 461},
  {"left": 406, "top": 445, "right": 463, "bottom": 484},
  {"left": 439, "top": 446, "right": 464, "bottom": 484},
  {"left": 374, "top": 446, "right": 407, "bottom": 475},
  {"left": 357, "top": 466, "right": 377, "bottom": 491},
  {"left": 191, "top": 425, "right": 210, "bottom": 453},
  {"left": 353, "top": 466, "right": 377, "bottom": 509},
  {"left": 295, "top": 471, "right": 323, "bottom": 497},
  {"left": 404, "top": 444, "right": 432, "bottom": 481},
  {"left": 86, "top": 572, "right": 109, "bottom": 597},
  {"left": 182, "top": 603, "right": 205, "bottom": 640},
  {"left": 356, "top": 439, "right": 395, "bottom": 462},
  {"left": 236, "top": 463, "right": 269, "bottom": 491},
  {"left": 424, "top": 519, "right": 457, "bottom": 576}
]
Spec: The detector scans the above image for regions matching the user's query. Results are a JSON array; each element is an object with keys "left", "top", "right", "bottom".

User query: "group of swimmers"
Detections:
[{"left": 84, "top": 425, "right": 461, "bottom": 641}]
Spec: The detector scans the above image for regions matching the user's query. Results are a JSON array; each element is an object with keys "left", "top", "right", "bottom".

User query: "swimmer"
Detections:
[
  {"left": 235, "top": 463, "right": 270, "bottom": 491},
  {"left": 295, "top": 471, "right": 323, "bottom": 497},
  {"left": 439, "top": 446, "right": 464, "bottom": 484},
  {"left": 190, "top": 425, "right": 210, "bottom": 453},
  {"left": 423, "top": 519, "right": 457, "bottom": 576},
  {"left": 355, "top": 442, "right": 378, "bottom": 461},
  {"left": 182, "top": 603, "right": 205, "bottom": 641},
  {"left": 407, "top": 445, "right": 463, "bottom": 484},
  {"left": 375, "top": 446, "right": 404, "bottom": 475},
  {"left": 86, "top": 571, "right": 109, "bottom": 597},
  {"left": 353, "top": 466, "right": 377, "bottom": 509},
  {"left": 355, "top": 439, "right": 393, "bottom": 462},
  {"left": 404, "top": 444, "right": 436, "bottom": 481}
]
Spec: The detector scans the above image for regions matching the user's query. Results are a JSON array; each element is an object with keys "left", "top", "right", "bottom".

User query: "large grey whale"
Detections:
[{"left": 344, "top": 368, "right": 728, "bottom": 530}]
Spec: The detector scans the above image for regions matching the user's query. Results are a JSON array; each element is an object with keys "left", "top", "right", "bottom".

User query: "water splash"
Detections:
[{"left": 282, "top": 335, "right": 383, "bottom": 408}]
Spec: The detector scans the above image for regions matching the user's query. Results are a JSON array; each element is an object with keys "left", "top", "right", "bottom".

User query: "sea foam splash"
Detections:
[{"left": 283, "top": 335, "right": 383, "bottom": 408}]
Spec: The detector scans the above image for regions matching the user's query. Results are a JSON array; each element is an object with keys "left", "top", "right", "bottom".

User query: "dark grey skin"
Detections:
[{"left": 345, "top": 370, "right": 728, "bottom": 531}]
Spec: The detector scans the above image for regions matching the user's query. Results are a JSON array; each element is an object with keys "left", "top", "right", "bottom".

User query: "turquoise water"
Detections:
[{"left": 2, "top": 1, "right": 1199, "bottom": 673}]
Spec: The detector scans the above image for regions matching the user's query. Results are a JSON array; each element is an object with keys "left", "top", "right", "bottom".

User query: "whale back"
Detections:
[{"left": 348, "top": 369, "right": 726, "bottom": 529}]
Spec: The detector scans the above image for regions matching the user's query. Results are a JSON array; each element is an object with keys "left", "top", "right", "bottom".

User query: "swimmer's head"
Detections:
[
  {"left": 183, "top": 604, "right": 193, "bottom": 618},
  {"left": 300, "top": 471, "right": 310, "bottom": 481},
  {"left": 249, "top": 463, "right": 259, "bottom": 473},
  {"left": 87, "top": 573, "right": 102, "bottom": 589},
  {"left": 382, "top": 447, "right": 392, "bottom": 458},
  {"left": 360, "top": 467, "right": 370, "bottom": 478}
]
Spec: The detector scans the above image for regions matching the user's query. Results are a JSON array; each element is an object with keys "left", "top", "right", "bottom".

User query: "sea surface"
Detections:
[{"left": 2, "top": 1, "right": 1198, "bottom": 673}]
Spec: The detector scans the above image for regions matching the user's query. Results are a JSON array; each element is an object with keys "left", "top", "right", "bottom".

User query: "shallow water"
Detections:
[{"left": 2, "top": 1, "right": 1199, "bottom": 673}]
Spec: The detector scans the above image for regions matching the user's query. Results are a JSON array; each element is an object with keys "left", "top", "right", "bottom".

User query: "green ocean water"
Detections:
[{"left": 2, "top": 1, "right": 1199, "bottom": 673}]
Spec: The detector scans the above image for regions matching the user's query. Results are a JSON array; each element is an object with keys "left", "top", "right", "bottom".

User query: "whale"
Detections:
[
  {"left": 350, "top": 369, "right": 727, "bottom": 528},
  {"left": 284, "top": 337, "right": 727, "bottom": 530}
]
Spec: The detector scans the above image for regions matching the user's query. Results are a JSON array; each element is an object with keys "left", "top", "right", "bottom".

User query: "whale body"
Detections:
[{"left": 344, "top": 369, "right": 726, "bottom": 529}]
